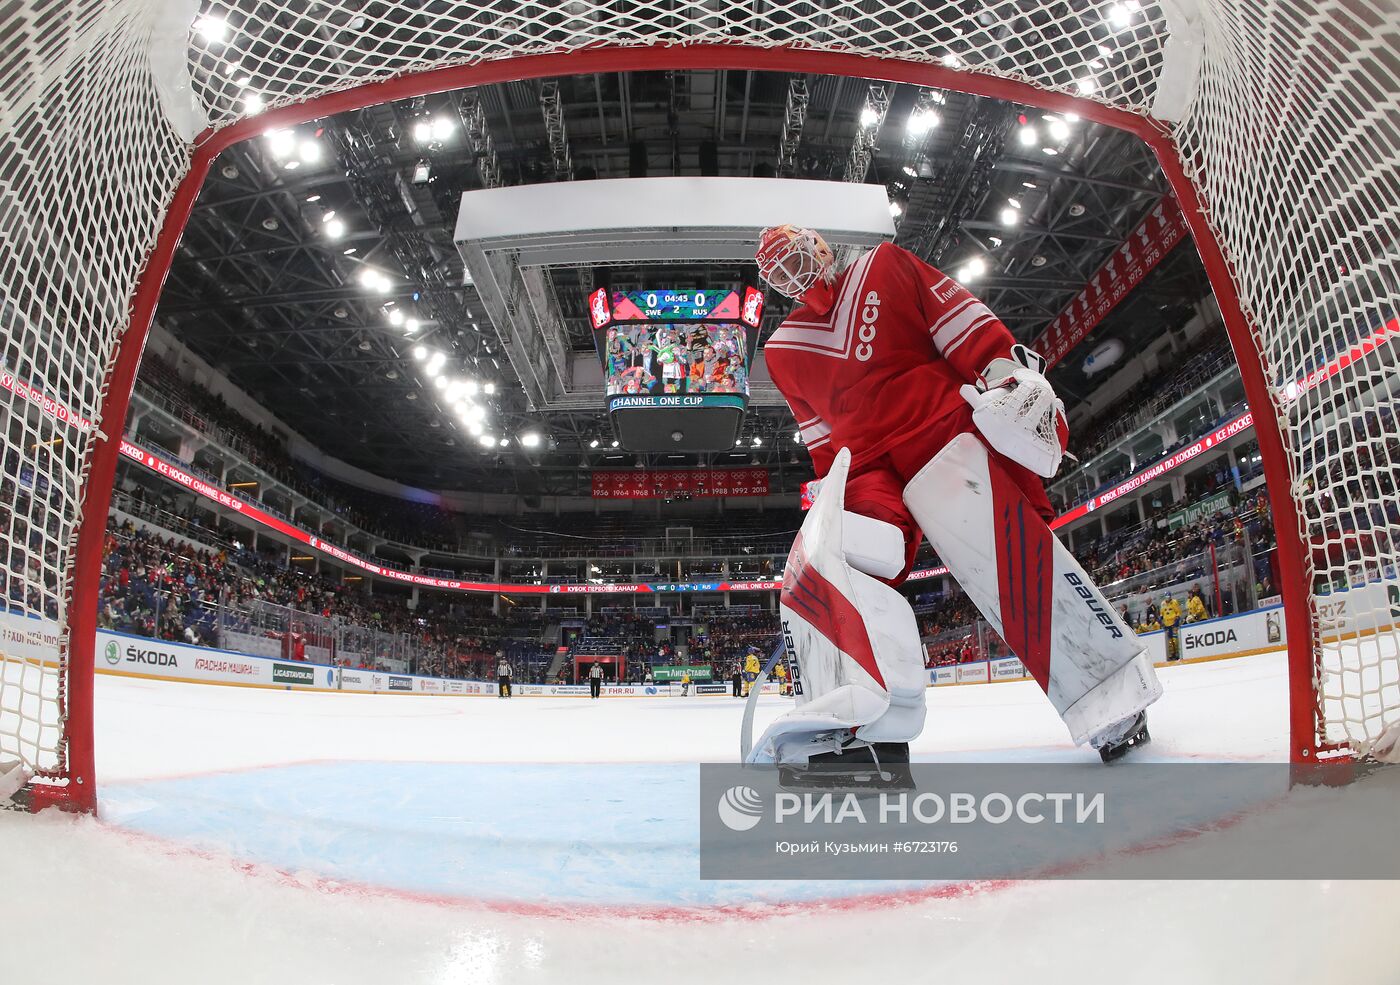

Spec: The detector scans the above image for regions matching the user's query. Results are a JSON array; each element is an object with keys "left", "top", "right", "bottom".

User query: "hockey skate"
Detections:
[
  {"left": 777, "top": 734, "right": 914, "bottom": 792},
  {"left": 1090, "top": 711, "right": 1151, "bottom": 763}
]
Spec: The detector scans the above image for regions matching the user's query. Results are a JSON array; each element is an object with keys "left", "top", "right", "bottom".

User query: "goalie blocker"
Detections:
[{"left": 748, "top": 440, "right": 1161, "bottom": 769}]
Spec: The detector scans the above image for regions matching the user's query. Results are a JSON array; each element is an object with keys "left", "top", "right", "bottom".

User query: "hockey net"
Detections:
[{"left": 0, "top": 0, "right": 1396, "bottom": 810}]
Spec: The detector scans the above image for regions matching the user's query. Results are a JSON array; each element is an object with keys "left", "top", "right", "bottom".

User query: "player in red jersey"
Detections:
[{"left": 747, "top": 226, "right": 1160, "bottom": 778}]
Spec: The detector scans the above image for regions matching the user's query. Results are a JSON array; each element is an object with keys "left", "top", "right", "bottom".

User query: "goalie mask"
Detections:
[{"left": 756, "top": 225, "right": 838, "bottom": 314}]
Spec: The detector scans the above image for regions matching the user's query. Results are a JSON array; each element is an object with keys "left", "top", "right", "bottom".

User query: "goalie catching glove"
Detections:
[{"left": 959, "top": 344, "right": 1069, "bottom": 478}]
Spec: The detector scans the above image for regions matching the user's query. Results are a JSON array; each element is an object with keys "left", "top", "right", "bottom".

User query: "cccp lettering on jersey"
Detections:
[{"left": 855, "top": 290, "right": 881, "bottom": 362}]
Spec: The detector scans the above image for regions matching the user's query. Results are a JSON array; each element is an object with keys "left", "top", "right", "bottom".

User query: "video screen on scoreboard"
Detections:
[
  {"left": 588, "top": 286, "right": 764, "bottom": 452},
  {"left": 602, "top": 322, "right": 749, "bottom": 397}
]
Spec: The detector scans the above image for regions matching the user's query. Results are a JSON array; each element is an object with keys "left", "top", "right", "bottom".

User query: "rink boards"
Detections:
[
  {"left": 91, "top": 604, "right": 1284, "bottom": 697},
  {"left": 933, "top": 604, "right": 1289, "bottom": 686},
  {"left": 90, "top": 627, "right": 782, "bottom": 698},
  {"left": 0, "top": 589, "right": 1383, "bottom": 701}
]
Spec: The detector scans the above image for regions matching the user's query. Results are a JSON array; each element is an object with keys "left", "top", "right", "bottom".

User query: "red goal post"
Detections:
[{"left": 2, "top": 1, "right": 1396, "bottom": 813}]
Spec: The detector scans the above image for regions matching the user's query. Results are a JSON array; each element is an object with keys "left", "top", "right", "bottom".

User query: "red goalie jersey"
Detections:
[{"left": 764, "top": 242, "right": 1053, "bottom": 582}]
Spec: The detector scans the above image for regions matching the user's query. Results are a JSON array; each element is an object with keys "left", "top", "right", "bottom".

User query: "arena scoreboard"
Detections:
[{"left": 590, "top": 285, "right": 764, "bottom": 452}]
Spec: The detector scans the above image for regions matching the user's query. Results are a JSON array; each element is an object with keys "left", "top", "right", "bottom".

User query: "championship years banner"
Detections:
[
  {"left": 1032, "top": 197, "right": 1189, "bottom": 368},
  {"left": 591, "top": 467, "right": 769, "bottom": 499}
]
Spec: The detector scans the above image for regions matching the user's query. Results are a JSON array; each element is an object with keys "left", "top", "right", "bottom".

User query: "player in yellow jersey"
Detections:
[{"left": 743, "top": 646, "right": 762, "bottom": 696}]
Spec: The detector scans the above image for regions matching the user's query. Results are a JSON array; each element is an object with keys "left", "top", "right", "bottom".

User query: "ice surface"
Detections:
[{"left": 3, "top": 651, "right": 1398, "bottom": 984}]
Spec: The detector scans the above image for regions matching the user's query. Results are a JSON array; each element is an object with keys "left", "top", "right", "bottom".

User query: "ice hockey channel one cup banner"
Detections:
[{"left": 698, "top": 763, "right": 1400, "bottom": 880}]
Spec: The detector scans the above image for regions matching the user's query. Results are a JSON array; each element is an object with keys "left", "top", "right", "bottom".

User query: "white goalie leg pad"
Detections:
[
  {"left": 903, "top": 434, "right": 1162, "bottom": 745},
  {"left": 748, "top": 449, "right": 927, "bottom": 764}
]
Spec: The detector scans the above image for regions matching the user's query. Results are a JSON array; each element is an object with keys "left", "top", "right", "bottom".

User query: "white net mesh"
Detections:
[
  {"left": 0, "top": 0, "right": 1396, "bottom": 789},
  {"left": 1171, "top": 1, "right": 1400, "bottom": 753}
]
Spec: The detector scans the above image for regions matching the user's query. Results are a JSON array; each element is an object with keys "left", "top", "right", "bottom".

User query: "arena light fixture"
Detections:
[
  {"left": 752, "top": 437, "right": 762, "bottom": 447},
  {"left": 484, "top": 382, "right": 496, "bottom": 395},
  {"left": 412, "top": 160, "right": 431, "bottom": 185},
  {"left": 1076, "top": 76, "right": 1098, "bottom": 96},
  {"left": 906, "top": 109, "right": 939, "bottom": 136},
  {"left": 889, "top": 201, "right": 903, "bottom": 218},
  {"left": 1000, "top": 206, "right": 1021, "bottom": 226},
  {"left": 1017, "top": 125, "right": 1038, "bottom": 147},
  {"left": 589, "top": 439, "right": 600, "bottom": 449},
  {"left": 404, "top": 318, "right": 419, "bottom": 333},
  {"left": 283, "top": 160, "right": 300, "bottom": 171},
  {"left": 412, "top": 345, "right": 427, "bottom": 360},
  {"left": 498, "top": 437, "right": 510, "bottom": 448},
  {"left": 463, "top": 380, "right": 480, "bottom": 396},
  {"left": 324, "top": 218, "right": 344, "bottom": 239},
  {"left": 194, "top": 15, "right": 228, "bottom": 43},
  {"left": 265, "top": 129, "right": 295, "bottom": 158},
  {"left": 860, "top": 106, "right": 880, "bottom": 128},
  {"left": 1107, "top": 2, "right": 1131, "bottom": 28},
  {"left": 477, "top": 433, "right": 495, "bottom": 448},
  {"left": 299, "top": 140, "right": 322, "bottom": 164},
  {"left": 387, "top": 308, "right": 404, "bottom": 326},
  {"left": 611, "top": 440, "right": 619, "bottom": 448},
  {"left": 521, "top": 432, "right": 541, "bottom": 448},
  {"left": 1048, "top": 118, "right": 1072, "bottom": 142},
  {"left": 940, "top": 53, "right": 960, "bottom": 67},
  {"left": 306, "top": 194, "right": 321, "bottom": 203},
  {"left": 413, "top": 121, "right": 432, "bottom": 144},
  {"left": 431, "top": 117, "right": 455, "bottom": 141}
]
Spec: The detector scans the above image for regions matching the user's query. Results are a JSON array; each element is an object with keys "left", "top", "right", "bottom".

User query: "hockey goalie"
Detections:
[{"left": 748, "top": 225, "right": 1162, "bottom": 779}]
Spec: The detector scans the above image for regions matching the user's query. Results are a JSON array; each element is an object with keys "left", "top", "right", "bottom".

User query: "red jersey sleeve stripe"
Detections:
[
  {"left": 941, "top": 315, "right": 997, "bottom": 357},
  {"left": 931, "top": 298, "right": 995, "bottom": 353}
]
